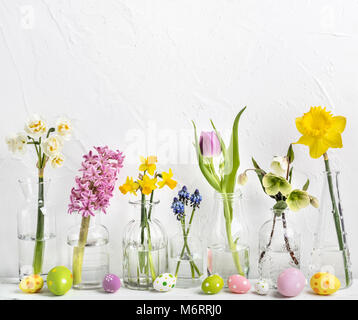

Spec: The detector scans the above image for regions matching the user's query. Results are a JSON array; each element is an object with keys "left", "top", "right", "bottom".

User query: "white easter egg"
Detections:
[
  {"left": 255, "top": 279, "right": 270, "bottom": 295},
  {"left": 153, "top": 273, "right": 176, "bottom": 292}
]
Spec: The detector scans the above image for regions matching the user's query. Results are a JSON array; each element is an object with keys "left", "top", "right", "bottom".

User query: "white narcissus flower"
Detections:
[
  {"left": 56, "top": 117, "right": 72, "bottom": 140},
  {"left": 270, "top": 156, "right": 289, "bottom": 177},
  {"left": 50, "top": 153, "right": 65, "bottom": 168},
  {"left": 24, "top": 114, "right": 47, "bottom": 138},
  {"left": 5, "top": 133, "right": 27, "bottom": 155},
  {"left": 41, "top": 135, "right": 63, "bottom": 158}
]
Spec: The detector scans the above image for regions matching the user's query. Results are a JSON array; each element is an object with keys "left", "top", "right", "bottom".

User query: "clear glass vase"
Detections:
[
  {"left": 169, "top": 229, "right": 205, "bottom": 288},
  {"left": 258, "top": 209, "right": 301, "bottom": 288},
  {"left": 67, "top": 213, "right": 109, "bottom": 289},
  {"left": 207, "top": 191, "right": 249, "bottom": 283},
  {"left": 122, "top": 200, "right": 168, "bottom": 290},
  {"left": 17, "top": 178, "right": 57, "bottom": 280},
  {"left": 310, "top": 171, "right": 353, "bottom": 289}
]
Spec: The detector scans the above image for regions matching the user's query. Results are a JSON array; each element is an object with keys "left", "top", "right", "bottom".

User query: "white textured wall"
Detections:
[{"left": 1, "top": 0, "right": 358, "bottom": 279}]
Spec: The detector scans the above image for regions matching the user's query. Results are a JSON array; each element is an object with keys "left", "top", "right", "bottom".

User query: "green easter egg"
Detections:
[
  {"left": 47, "top": 266, "right": 73, "bottom": 296},
  {"left": 201, "top": 274, "right": 224, "bottom": 294}
]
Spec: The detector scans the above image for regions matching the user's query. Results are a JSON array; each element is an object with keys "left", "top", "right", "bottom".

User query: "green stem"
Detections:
[
  {"left": 324, "top": 154, "right": 351, "bottom": 287},
  {"left": 222, "top": 194, "right": 244, "bottom": 276},
  {"left": 32, "top": 170, "right": 45, "bottom": 275},
  {"left": 72, "top": 215, "right": 90, "bottom": 285}
]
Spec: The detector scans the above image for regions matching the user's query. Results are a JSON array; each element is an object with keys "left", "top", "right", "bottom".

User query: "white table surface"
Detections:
[{"left": 1, "top": 278, "right": 357, "bottom": 300}]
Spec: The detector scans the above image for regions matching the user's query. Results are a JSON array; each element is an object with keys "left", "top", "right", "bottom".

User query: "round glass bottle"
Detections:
[
  {"left": 258, "top": 209, "right": 301, "bottom": 288},
  {"left": 67, "top": 212, "right": 109, "bottom": 289},
  {"left": 207, "top": 191, "right": 249, "bottom": 283},
  {"left": 122, "top": 200, "right": 168, "bottom": 290}
]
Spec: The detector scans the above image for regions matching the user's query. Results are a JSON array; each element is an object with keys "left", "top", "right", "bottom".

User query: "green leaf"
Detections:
[
  {"left": 222, "top": 107, "right": 246, "bottom": 193},
  {"left": 288, "top": 167, "right": 293, "bottom": 183},
  {"left": 252, "top": 157, "right": 266, "bottom": 192},
  {"left": 302, "top": 179, "right": 310, "bottom": 191},
  {"left": 287, "top": 144, "right": 295, "bottom": 164},
  {"left": 192, "top": 121, "right": 221, "bottom": 192}
]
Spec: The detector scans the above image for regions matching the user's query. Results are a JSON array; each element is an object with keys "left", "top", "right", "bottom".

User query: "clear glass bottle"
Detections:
[
  {"left": 17, "top": 178, "right": 57, "bottom": 280},
  {"left": 310, "top": 171, "right": 353, "bottom": 289},
  {"left": 67, "top": 212, "right": 109, "bottom": 289},
  {"left": 258, "top": 209, "right": 301, "bottom": 288},
  {"left": 169, "top": 229, "right": 205, "bottom": 288},
  {"left": 207, "top": 191, "right": 249, "bottom": 283},
  {"left": 122, "top": 200, "right": 168, "bottom": 290}
]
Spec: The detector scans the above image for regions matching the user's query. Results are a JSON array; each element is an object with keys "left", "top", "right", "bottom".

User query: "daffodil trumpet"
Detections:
[
  {"left": 119, "top": 156, "right": 178, "bottom": 283},
  {"left": 294, "top": 107, "right": 351, "bottom": 287},
  {"left": 192, "top": 108, "right": 246, "bottom": 276}
]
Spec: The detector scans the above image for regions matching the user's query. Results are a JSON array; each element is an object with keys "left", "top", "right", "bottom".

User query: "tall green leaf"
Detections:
[{"left": 222, "top": 107, "right": 246, "bottom": 193}]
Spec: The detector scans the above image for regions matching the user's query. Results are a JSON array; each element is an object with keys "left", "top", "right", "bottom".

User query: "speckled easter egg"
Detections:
[
  {"left": 228, "top": 275, "right": 251, "bottom": 294},
  {"left": 103, "top": 274, "right": 121, "bottom": 293},
  {"left": 153, "top": 273, "right": 176, "bottom": 292},
  {"left": 310, "top": 272, "right": 340, "bottom": 295},
  {"left": 201, "top": 274, "right": 224, "bottom": 295},
  {"left": 254, "top": 279, "right": 270, "bottom": 295},
  {"left": 47, "top": 266, "right": 73, "bottom": 296},
  {"left": 277, "top": 268, "right": 306, "bottom": 297},
  {"left": 19, "top": 274, "right": 44, "bottom": 293}
]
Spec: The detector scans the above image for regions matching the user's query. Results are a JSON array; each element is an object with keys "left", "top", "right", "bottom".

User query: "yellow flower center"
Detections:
[{"left": 300, "top": 107, "right": 333, "bottom": 137}]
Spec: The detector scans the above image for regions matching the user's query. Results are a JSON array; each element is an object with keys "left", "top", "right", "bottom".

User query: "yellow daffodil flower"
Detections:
[
  {"left": 119, "top": 177, "right": 139, "bottom": 196},
  {"left": 295, "top": 107, "right": 346, "bottom": 159},
  {"left": 158, "top": 168, "right": 177, "bottom": 189},
  {"left": 138, "top": 175, "right": 158, "bottom": 195},
  {"left": 139, "top": 156, "right": 157, "bottom": 175}
]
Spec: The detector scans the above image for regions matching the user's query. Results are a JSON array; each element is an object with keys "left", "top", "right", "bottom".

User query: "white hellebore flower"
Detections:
[
  {"left": 50, "top": 153, "right": 65, "bottom": 168},
  {"left": 41, "top": 135, "right": 63, "bottom": 158},
  {"left": 5, "top": 133, "right": 27, "bottom": 155},
  {"left": 24, "top": 114, "right": 47, "bottom": 138},
  {"left": 56, "top": 117, "right": 72, "bottom": 140},
  {"left": 270, "top": 156, "right": 289, "bottom": 177}
]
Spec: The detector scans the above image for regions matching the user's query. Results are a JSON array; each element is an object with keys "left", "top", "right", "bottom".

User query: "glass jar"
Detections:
[
  {"left": 67, "top": 213, "right": 109, "bottom": 289},
  {"left": 258, "top": 209, "right": 301, "bottom": 288},
  {"left": 207, "top": 191, "right": 249, "bottom": 283},
  {"left": 17, "top": 178, "right": 57, "bottom": 280},
  {"left": 122, "top": 200, "right": 168, "bottom": 290},
  {"left": 169, "top": 227, "right": 205, "bottom": 288},
  {"left": 310, "top": 171, "right": 353, "bottom": 289}
]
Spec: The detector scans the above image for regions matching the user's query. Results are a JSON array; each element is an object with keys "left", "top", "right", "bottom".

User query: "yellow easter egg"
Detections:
[
  {"left": 19, "top": 274, "right": 44, "bottom": 293},
  {"left": 310, "top": 272, "right": 340, "bottom": 295}
]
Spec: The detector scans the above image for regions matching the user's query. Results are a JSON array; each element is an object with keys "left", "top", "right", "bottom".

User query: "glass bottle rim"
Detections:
[
  {"left": 214, "top": 189, "right": 242, "bottom": 199},
  {"left": 18, "top": 177, "right": 51, "bottom": 185},
  {"left": 128, "top": 199, "right": 160, "bottom": 206},
  {"left": 322, "top": 170, "right": 340, "bottom": 175}
]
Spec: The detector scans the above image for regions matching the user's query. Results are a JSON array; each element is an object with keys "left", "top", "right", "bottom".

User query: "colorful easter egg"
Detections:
[
  {"left": 254, "top": 279, "right": 270, "bottom": 295},
  {"left": 47, "top": 266, "right": 73, "bottom": 296},
  {"left": 228, "top": 275, "right": 251, "bottom": 294},
  {"left": 277, "top": 268, "right": 306, "bottom": 297},
  {"left": 153, "top": 273, "right": 176, "bottom": 292},
  {"left": 103, "top": 274, "right": 121, "bottom": 293},
  {"left": 310, "top": 272, "right": 340, "bottom": 295},
  {"left": 19, "top": 274, "right": 44, "bottom": 293},
  {"left": 201, "top": 274, "right": 224, "bottom": 295}
]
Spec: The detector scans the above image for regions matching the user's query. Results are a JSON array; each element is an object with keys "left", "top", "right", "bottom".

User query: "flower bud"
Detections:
[
  {"left": 238, "top": 172, "right": 248, "bottom": 186},
  {"left": 310, "top": 196, "right": 319, "bottom": 208},
  {"left": 199, "top": 131, "right": 221, "bottom": 157}
]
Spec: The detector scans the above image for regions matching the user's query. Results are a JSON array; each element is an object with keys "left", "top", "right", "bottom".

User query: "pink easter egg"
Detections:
[
  {"left": 228, "top": 275, "right": 251, "bottom": 294},
  {"left": 103, "top": 274, "right": 121, "bottom": 293},
  {"left": 207, "top": 249, "right": 213, "bottom": 274},
  {"left": 277, "top": 268, "right": 306, "bottom": 297}
]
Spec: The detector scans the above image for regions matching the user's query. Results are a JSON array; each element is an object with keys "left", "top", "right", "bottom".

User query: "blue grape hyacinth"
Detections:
[
  {"left": 171, "top": 197, "right": 185, "bottom": 220},
  {"left": 190, "top": 189, "right": 202, "bottom": 209}
]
